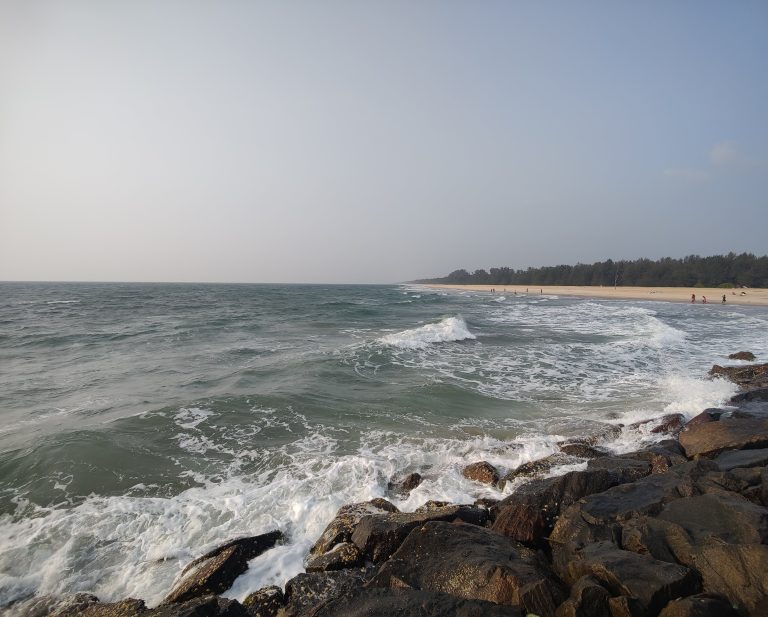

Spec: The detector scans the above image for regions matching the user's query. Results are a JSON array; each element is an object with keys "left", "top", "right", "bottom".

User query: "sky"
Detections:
[{"left": 1, "top": 1, "right": 767, "bottom": 284}]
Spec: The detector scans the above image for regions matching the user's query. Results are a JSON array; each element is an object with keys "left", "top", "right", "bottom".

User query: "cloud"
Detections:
[
  {"left": 663, "top": 167, "right": 709, "bottom": 182},
  {"left": 710, "top": 141, "right": 742, "bottom": 167}
]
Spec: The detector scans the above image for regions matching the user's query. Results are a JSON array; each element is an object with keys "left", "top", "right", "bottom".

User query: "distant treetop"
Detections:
[{"left": 414, "top": 253, "right": 768, "bottom": 288}]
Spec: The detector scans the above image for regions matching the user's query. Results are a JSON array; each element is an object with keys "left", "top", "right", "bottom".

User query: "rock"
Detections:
[
  {"left": 462, "top": 461, "right": 500, "bottom": 485},
  {"left": 304, "top": 542, "right": 361, "bottom": 572},
  {"left": 307, "top": 587, "right": 524, "bottom": 617},
  {"left": 658, "top": 593, "right": 740, "bottom": 617},
  {"left": 53, "top": 598, "right": 147, "bottom": 617},
  {"left": 562, "top": 541, "right": 701, "bottom": 616},
  {"left": 629, "top": 414, "right": 685, "bottom": 435},
  {"left": 492, "top": 468, "right": 621, "bottom": 546},
  {"left": 728, "top": 351, "right": 756, "bottom": 361},
  {"left": 616, "top": 445, "right": 687, "bottom": 475},
  {"left": 730, "top": 387, "right": 768, "bottom": 404},
  {"left": 351, "top": 504, "right": 488, "bottom": 563},
  {"left": 163, "top": 531, "right": 283, "bottom": 604},
  {"left": 242, "top": 586, "right": 284, "bottom": 617},
  {"left": 387, "top": 473, "right": 423, "bottom": 495},
  {"left": 151, "top": 596, "right": 248, "bottom": 616},
  {"left": 415, "top": 500, "right": 451, "bottom": 512},
  {"left": 553, "top": 575, "right": 611, "bottom": 617},
  {"left": 607, "top": 595, "right": 644, "bottom": 617},
  {"left": 368, "top": 521, "right": 563, "bottom": 615},
  {"left": 558, "top": 443, "right": 610, "bottom": 459},
  {"left": 715, "top": 448, "right": 768, "bottom": 471},
  {"left": 710, "top": 363, "right": 768, "bottom": 388},
  {"left": 586, "top": 457, "right": 652, "bottom": 483},
  {"left": 474, "top": 497, "right": 500, "bottom": 510},
  {"left": 309, "top": 499, "right": 398, "bottom": 557},
  {"left": 47, "top": 594, "right": 102, "bottom": 617},
  {"left": 499, "top": 454, "right": 574, "bottom": 488},
  {"left": 678, "top": 417, "right": 768, "bottom": 458},
  {"left": 685, "top": 409, "right": 723, "bottom": 428},
  {"left": 282, "top": 568, "right": 374, "bottom": 617}
]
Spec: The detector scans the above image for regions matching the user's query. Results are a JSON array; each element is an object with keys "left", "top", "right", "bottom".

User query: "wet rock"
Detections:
[
  {"left": 308, "top": 587, "right": 524, "bottom": 617},
  {"left": 163, "top": 531, "right": 283, "bottom": 604},
  {"left": 492, "top": 468, "right": 620, "bottom": 546},
  {"left": 658, "top": 593, "right": 740, "bottom": 617},
  {"left": 715, "top": 448, "right": 768, "bottom": 471},
  {"left": 462, "top": 461, "right": 500, "bottom": 485},
  {"left": 553, "top": 575, "right": 611, "bottom": 617},
  {"left": 474, "top": 497, "right": 500, "bottom": 510},
  {"left": 616, "top": 445, "right": 687, "bottom": 475},
  {"left": 53, "top": 597, "right": 147, "bottom": 617},
  {"left": 558, "top": 443, "right": 609, "bottom": 459},
  {"left": 730, "top": 387, "right": 768, "bottom": 404},
  {"left": 685, "top": 409, "right": 723, "bottom": 428},
  {"left": 242, "top": 585, "right": 284, "bottom": 617},
  {"left": 606, "top": 595, "right": 644, "bottom": 617},
  {"left": 586, "top": 457, "right": 652, "bottom": 483},
  {"left": 710, "top": 362, "right": 768, "bottom": 388},
  {"left": 309, "top": 499, "right": 398, "bottom": 557},
  {"left": 629, "top": 414, "right": 685, "bottom": 435},
  {"left": 304, "top": 542, "right": 361, "bottom": 572},
  {"left": 368, "top": 521, "right": 563, "bottom": 615},
  {"left": 282, "top": 568, "right": 375, "bottom": 617},
  {"left": 678, "top": 416, "right": 768, "bottom": 458},
  {"left": 351, "top": 504, "right": 488, "bottom": 563},
  {"left": 414, "top": 500, "right": 451, "bottom": 512},
  {"left": 46, "top": 594, "right": 102, "bottom": 617},
  {"left": 387, "top": 473, "right": 423, "bottom": 495},
  {"left": 728, "top": 351, "right": 756, "bottom": 361},
  {"left": 499, "top": 454, "right": 573, "bottom": 488},
  {"left": 151, "top": 596, "right": 248, "bottom": 616},
  {"left": 562, "top": 541, "right": 701, "bottom": 615}
]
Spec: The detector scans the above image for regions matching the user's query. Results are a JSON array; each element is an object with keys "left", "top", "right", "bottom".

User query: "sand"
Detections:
[{"left": 422, "top": 284, "right": 768, "bottom": 307}]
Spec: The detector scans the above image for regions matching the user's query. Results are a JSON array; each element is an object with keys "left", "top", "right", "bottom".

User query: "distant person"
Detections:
[
  {"left": 722, "top": 294, "right": 726, "bottom": 304},
  {"left": 540, "top": 288, "right": 543, "bottom": 294},
  {"left": 691, "top": 294, "right": 695, "bottom": 303},
  {"left": 702, "top": 296, "right": 707, "bottom": 304}
]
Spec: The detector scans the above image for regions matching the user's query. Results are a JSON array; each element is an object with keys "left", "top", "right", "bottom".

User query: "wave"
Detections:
[{"left": 378, "top": 317, "right": 476, "bottom": 349}]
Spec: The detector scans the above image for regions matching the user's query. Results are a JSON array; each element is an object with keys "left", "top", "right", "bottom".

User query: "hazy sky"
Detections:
[{"left": 1, "top": 1, "right": 767, "bottom": 283}]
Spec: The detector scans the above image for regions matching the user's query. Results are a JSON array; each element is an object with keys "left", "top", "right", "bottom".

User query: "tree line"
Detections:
[{"left": 415, "top": 253, "right": 768, "bottom": 288}]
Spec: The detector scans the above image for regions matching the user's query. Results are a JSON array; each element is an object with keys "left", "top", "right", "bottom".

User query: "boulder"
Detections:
[
  {"left": 728, "top": 351, "right": 756, "bottom": 361},
  {"left": 715, "top": 448, "right": 768, "bottom": 471},
  {"left": 351, "top": 505, "right": 488, "bottom": 563},
  {"left": 53, "top": 598, "right": 148, "bottom": 617},
  {"left": 685, "top": 409, "right": 723, "bottom": 428},
  {"left": 308, "top": 499, "right": 398, "bottom": 557},
  {"left": 387, "top": 473, "right": 423, "bottom": 495},
  {"left": 628, "top": 414, "right": 685, "bottom": 435},
  {"left": 462, "top": 461, "right": 500, "bottom": 485},
  {"left": 658, "top": 593, "right": 740, "bottom": 617},
  {"left": 415, "top": 500, "right": 451, "bottom": 512},
  {"left": 151, "top": 596, "right": 248, "bottom": 616},
  {"left": 710, "top": 363, "right": 768, "bottom": 388},
  {"left": 304, "top": 542, "right": 361, "bottom": 572},
  {"left": 553, "top": 575, "right": 611, "bottom": 617},
  {"left": 163, "top": 531, "right": 283, "bottom": 604},
  {"left": 615, "top": 445, "right": 687, "bottom": 474},
  {"left": 242, "top": 586, "right": 284, "bottom": 617},
  {"left": 498, "top": 454, "right": 574, "bottom": 488},
  {"left": 586, "top": 457, "right": 652, "bottom": 483},
  {"left": 558, "top": 443, "right": 609, "bottom": 459},
  {"left": 562, "top": 541, "right": 701, "bottom": 615},
  {"left": 368, "top": 521, "right": 564, "bottom": 616},
  {"left": 678, "top": 417, "right": 768, "bottom": 458},
  {"left": 307, "top": 587, "right": 524, "bottom": 617},
  {"left": 730, "top": 387, "right": 768, "bottom": 404},
  {"left": 492, "top": 468, "right": 621, "bottom": 546},
  {"left": 282, "top": 568, "right": 374, "bottom": 617}
]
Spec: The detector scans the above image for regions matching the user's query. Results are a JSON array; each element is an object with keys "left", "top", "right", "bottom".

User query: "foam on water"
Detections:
[{"left": 378, "top": 316, "right": 476, "bottom": 349}]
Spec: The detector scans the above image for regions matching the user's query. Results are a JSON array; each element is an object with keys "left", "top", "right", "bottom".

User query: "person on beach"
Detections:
[
  {"left": 691, "top": 294, "right": 695, "bottom": 303},
  {"left": 702, "top": 296, "right": 707, "bottom": 304},
  {"left": 722, "top": 294, "right": 726, "bottom": 304}
]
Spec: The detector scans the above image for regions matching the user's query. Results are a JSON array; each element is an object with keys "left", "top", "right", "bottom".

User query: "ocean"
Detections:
[{"left": 1, "top": 282, "right": 767, "bottom": 612}]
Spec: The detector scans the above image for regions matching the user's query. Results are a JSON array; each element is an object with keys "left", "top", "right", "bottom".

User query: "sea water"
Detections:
[{"left": 1, "top": 282, "right": 766, "bottom": 612}]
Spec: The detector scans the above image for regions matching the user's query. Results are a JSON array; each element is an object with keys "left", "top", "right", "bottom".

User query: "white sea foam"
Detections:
[{"left": 378, "top": 316, "right": 476, "bottom": 349}]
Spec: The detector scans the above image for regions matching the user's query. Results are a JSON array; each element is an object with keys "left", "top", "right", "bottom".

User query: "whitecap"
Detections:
[{"left": 378, "top": 316, "right": 476, "bottom": 349}]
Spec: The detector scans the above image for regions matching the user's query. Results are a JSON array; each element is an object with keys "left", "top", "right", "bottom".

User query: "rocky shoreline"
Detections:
[{"left": 25, "top": 353, "right": 768, "bottom": 617}]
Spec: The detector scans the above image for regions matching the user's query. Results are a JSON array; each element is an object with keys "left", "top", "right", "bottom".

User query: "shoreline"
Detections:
[{"left": 422, "top": 283, "right": 768, "bottom": 306}]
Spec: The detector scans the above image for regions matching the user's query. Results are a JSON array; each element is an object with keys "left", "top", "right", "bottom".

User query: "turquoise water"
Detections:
[{"left": 1, "top": 282, "right": 766, "bottom": 610}]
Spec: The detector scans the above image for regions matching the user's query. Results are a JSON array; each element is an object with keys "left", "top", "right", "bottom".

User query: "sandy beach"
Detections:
[{"left": 423, "top": 284, "right": 768, "bottom": 307}]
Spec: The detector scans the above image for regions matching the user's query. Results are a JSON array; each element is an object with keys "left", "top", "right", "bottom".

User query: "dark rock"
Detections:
[
  {"left": 499, "top": 454, "right": 573, "bottom": 488},
  {"left": 304, "top": 542, "right": 361, "bottom": 572},
  {"left": 730, "top": 387, "right": 768, "bottom": 403},
  {"left": 728, "top": 351, "right": 756, "bottom": 361},
  {"left": 629, "top": 414, "right": 685, "bottom": 435},
  {"left": 492, "top": 468, "right": 621, "bottom": 546},
  {"left": 616, "top": 446, "right": 687, "bottom": 474},
  {"left": 164, "top": 531, "right": 283, "bottom": 604},
  {"left": 151, "top": 596, "right": 248, "bottom": 617},
  {"left": 678, "top": 416, "right": 768, "bottom": 458},
  {"left": 309, "top": 500, "right": 398, "bottom": 557},
  {"left": 387, "top": 473, "right": 423, "bottom": 495},
  {"left": 710, "top": 362, "right": 768, "bottom": 388},
  {"left": 474, "top": 497, "right": 500, "bottom": 510},
  {"left": 53, "top": 598, "right": 147, "bottom": 617},
  {"left": 282, "top": 568, "right": 374, "bottom": 617},
  {"left": 368, "top": 521, "right": 563, "bottom": 615},
  {"left": 351, "top": 505, "right": 488, "bottom": 563},
  {"left": 587, "top": 457, "right": 652, "bottom": 483},
  {"left": 553, "top": 575, "right": 611, "bottom": 617},
  {"left": 685, "top": 409, "right": 723, "bottom": 428},
  {"left": 607, "top": 595, "right": 644, "bottom": 617},
  {"left": 715, "top": 448, "right": 768, "bottom": 471},
  {"left": 462, "top": 461, "right": 500, "bottom": 485},
  {"left": 561, "top": 541, "right": 701, "bottom": 616},
  {"left": 48, "top": 594, "right": 102, "bottom": 617},
  {"left": 658, "top": 593, "right": 740, "bottom": 617},
  {"left": 558, "top": 443, "right": 610, "bottom": 459},
  {"left": 242, "top": 586, "right": 284, "bottom": 617},
  {"left": 308, "top": 587, "right": 524, "bottom": 617}
]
